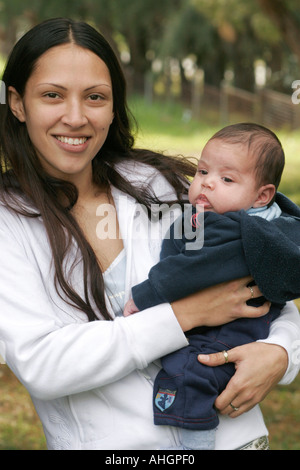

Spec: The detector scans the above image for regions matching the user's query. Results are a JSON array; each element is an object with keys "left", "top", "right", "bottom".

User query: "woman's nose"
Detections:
[{"left": 61, "top": 99, "right": 88, "bottom": 128}]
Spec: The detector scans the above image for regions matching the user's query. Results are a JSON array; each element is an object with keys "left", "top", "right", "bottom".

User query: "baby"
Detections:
[{"left": 123, "top": 123, "right": 300, "bottom": 450}]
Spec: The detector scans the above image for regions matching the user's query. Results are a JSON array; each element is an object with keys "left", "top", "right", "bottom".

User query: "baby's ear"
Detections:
[{"left": 253, "top": 184, "right": 276, "bottom": 208}]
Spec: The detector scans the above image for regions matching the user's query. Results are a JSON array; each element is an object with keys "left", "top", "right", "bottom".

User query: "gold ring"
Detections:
[
  {"left": 230, "top": 403, "right": 239, "bottom": 412},
  {"left": 222, "top": 350, "right": 229, "bottom": 364},
  {"left": 248, "top": 285, "right": 254, "bottom": 299}
]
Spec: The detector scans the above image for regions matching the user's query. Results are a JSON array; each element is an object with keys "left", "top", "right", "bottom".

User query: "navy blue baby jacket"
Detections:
[{"left": 132, "top": 193, "right": 300, "bottom": 309}]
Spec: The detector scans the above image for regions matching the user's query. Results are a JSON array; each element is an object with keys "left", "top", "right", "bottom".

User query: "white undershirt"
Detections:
[{"left": 103, "top": 249, "right": 126, "bottom": 317}]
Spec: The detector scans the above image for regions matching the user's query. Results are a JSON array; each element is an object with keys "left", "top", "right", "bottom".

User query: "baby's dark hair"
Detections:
[{"left": 209, "top": 123, "right": 285, "bottom": 205}]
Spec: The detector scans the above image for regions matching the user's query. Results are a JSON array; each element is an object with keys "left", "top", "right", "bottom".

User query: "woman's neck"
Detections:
[{"left": 63, "top": 164, "right": 107, "bottom": 204}]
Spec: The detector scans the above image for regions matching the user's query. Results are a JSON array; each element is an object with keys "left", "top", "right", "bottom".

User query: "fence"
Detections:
[{"left": 199, "top": 83, "right": 300, "bottom": 130}]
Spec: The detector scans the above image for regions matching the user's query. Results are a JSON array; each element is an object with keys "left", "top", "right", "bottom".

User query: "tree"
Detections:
[
  {"left": 158, "top": 4, "right": 226, "bottom": 89},
  {"left": 192, "top": 0, "right": 284, "bottom": 91},
  {"left": 1, "top": 0, "right": 299, "bottom": 95},
  {"left": 257, "top": 0, "right": 300, "bottom": 62},
  {"left": 108, "top": 0, "right": 186, "bottom": 92}
]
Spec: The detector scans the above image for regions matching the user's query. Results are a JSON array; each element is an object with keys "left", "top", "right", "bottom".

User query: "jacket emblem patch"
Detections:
[{"left": 154, "top": 388, "right": 176, "bottom": 412}]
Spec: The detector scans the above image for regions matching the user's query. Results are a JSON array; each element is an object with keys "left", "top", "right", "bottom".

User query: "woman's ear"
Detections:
[
  {"left": 8, "top": 86, "right": 26, "bottom": 122},
  {"left": 253, "top": 184, "right": 276, "bottom": 208}
]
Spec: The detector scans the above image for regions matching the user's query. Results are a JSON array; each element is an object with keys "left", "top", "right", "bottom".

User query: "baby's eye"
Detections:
[
  {"left": 222, "top": 177, "right": 233, "bottom": 183},
  {"left": 198, "top": 169, "right": 208, "bottom": 175}
]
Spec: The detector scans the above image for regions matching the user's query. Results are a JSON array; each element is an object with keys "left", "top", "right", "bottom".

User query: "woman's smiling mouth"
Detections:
[{"left": 55, "top": 136, "right": 89, "bottom": 146}]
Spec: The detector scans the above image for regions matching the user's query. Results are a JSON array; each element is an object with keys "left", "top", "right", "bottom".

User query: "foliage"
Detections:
[{"left": 0, "top": 0, "right": 300, "bottom": 93}]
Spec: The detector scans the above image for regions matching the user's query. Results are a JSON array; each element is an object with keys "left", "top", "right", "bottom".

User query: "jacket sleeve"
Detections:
[
  {"left": 133, "top": 208, "right": 300, "bottom": 310},
  {"left": 240, "top": 212, "right": 300, "bottom": 303},
  {"left": 0, "top": 218, "right": 187, "bottom": 401},
  {"left": 132, "top": 211, "right": 250, "bottom": 310},
  {"left": 259, "top": 300, "right": 300, "bottom": 384}
]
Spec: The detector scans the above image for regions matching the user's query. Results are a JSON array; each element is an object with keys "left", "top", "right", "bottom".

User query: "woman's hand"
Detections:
[
  {"left": 171, "top": 276, "right": 270, "bottom": 332},
  {"left": 198, "top": 342, "right": 288, "bottom": 417}
]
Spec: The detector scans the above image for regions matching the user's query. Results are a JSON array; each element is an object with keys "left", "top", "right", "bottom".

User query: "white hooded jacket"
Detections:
[{"left": 0, "top": 161, "right": 299, "bottom": 450}]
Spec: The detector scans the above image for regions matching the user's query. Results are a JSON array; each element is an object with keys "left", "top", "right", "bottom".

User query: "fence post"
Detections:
[
  {"left": 255, "top": 89, "right": 264, "bottom": 125},
  {"left": 220, "top": 80, "right": 229, "bottom": 125},
  {"left": 191, "top": 69, "right": 204, "bottom": 119},
  {"left": 144, "top": 71, "right": 153, "bottom": 105}
]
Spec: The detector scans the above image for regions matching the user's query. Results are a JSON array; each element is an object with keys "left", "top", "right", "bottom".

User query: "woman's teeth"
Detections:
[{"left": 56, "top": 136, "right": 88, "bottom": 146}]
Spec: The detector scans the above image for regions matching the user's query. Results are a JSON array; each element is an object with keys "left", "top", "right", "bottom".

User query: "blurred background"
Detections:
[{"left": 0, "top": 0, "right": 299, "bottom": 450}]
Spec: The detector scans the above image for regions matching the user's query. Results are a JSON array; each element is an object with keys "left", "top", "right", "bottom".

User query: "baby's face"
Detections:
[{"left": 189, "top": 139, "right": 260, "bottom": 214}]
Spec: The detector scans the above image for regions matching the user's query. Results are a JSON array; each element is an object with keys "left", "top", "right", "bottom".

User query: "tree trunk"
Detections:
[
  {"left": 1, "top": 17, "right": 18, "bottom": 56},
  {"left": 257, "top": 0, "right": 300, "bottom": 61}
]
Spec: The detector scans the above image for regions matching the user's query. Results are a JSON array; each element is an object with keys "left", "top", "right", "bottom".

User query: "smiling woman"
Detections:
[
  {"left": 0, "top": 18, "right": 299, "bottom": 451},
  {"left": 8, "top": 44, "right": 114, "bottom": 186}
]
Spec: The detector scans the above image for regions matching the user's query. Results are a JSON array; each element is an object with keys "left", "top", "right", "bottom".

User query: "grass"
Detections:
[
  {"left": 0, "top": 95, "right": 299, "bottom": 450},
  {"left": 261, "top": 376, "right": 300, "bottom": 450},
  {"left": 0, "top": 366, "right": 46, "bottom": 450},
  {"left": 130, "top": 97, "right": 217, "bottom": 157}
]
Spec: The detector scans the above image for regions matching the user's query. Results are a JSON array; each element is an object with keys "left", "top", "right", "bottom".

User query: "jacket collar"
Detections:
[{"left": 276, "top": 192, "right": 300, "bottom": 218}]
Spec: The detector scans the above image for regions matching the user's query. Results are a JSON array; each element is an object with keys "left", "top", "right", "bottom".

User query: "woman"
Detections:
[{"left": 0, "top": 18, "right": 299, "bottom": 450}]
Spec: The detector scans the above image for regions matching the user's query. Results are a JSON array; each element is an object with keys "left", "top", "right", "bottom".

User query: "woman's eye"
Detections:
[
  {"left": 44, "top": 92, "right": 60, "bottom": 99},
  {"left": 88, "top": 94, "right": 103, "bottom": 101}
]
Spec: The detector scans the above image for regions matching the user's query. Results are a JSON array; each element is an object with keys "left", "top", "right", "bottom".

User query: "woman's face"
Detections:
[{"left": 9, "top": 43, "right": 114, "bottom": 182}]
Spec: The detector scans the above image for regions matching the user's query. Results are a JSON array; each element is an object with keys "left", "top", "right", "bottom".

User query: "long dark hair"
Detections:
[{"left": 0, "top": 18, "right": 196, "bottom": 321}]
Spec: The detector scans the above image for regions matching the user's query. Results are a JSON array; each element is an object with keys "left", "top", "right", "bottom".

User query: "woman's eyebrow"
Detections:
[
  {"left": 36, "top": 83, "right": 112, "bottom": 91},
  {"left": 36, "top": 83, "right": 67, "bottom": 90},
  {"left": 84, "top": 84, "right": 112, "bottom": 91}
]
